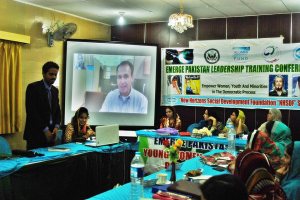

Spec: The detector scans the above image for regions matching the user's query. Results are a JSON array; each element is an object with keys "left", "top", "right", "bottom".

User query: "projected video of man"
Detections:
[
  {"left": 100, "top": 60, "right": 148, "bottom": 113},
  {"left": 71, "top": 54, "right": 150, "bottom": 114}
]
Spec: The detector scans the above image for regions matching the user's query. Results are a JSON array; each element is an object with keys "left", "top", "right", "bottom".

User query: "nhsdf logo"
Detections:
[
  {"left": 263, "top": 46, "right": 280, "bottom": 63},
  {"left": 165, "top": 97, "right": 177, "bottom": 104},
  {"left": 204, "top": 49, "right": 220, "bottom": 64}
]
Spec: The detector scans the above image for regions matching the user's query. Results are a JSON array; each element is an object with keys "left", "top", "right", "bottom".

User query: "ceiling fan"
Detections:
[{"left": 47, "top": 23, "right": 77, "bottom": 47}]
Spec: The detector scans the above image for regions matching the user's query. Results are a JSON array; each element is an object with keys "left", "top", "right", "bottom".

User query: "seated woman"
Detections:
[
  {"left": 258, "top": 108, "right": 282, "bottom": 132},
  {"left": 234, "top": 149, "right": 287, "bottom": 200},
  {"left": 266, "top": 120, "right": 292, "bottom": 157},
  {"left": 227, "top": 109, "right": 249, "bottom": 137},
  {"left": 159, "top": 106, "right": 181, "bottom": 131},
  {"left": 275, "top": 141, "right": 300, "bottom": 200},
  {"left": 187, "top": 109, "right": 225, "bottom": 136},
  {"left": 247, "top": 129, "right": 281, "bottom": 170},
  {"left": 64, "top": 107, "right": 95, "bottom": 143}
]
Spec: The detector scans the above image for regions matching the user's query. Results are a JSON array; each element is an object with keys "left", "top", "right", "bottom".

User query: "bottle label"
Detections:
[
  {"left": 131, "top": 166, "right": 144, "bottom": 178},
  {"left": 228, "top": 133, "right": 235, "bottom": 140}
]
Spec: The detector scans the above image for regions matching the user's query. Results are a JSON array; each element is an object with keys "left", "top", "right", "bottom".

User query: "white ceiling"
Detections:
[{"left": 16, "top": 0, "right": 300, "bottom": 26}]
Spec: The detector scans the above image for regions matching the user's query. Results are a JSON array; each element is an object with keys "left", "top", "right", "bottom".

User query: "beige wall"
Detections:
[{"left": 0, "top": 0, "right": 111, "bottom": 149}]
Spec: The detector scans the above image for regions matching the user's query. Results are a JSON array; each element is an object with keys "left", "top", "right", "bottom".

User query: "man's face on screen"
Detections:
[{"left": 117, "top": 64, "right": 133, "bottom": 96}]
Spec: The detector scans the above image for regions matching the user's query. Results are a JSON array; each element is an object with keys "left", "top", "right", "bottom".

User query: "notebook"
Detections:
[
  {"left": 85, "top": 124, "right": 120, "bottom": 147},
  {"left": 48, "top": 147, "right": 70, "bottom": 152}
]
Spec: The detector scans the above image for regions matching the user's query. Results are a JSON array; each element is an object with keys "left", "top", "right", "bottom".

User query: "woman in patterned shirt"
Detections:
[
  {"left": 64, "top": 107, "right": 95, "bottom": 143},
  {"left": 159, "top": 106, "right": 182, "bottom": 131}
]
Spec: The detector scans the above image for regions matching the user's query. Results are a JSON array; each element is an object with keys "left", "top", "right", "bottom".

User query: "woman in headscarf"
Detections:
[
  {"left": 159, "top": 106, "right": 181, "bottom": 131},
  {"left": 227, "top": 109, "right": 249, "bottom": 137},
  {"left": 258, "top": 108, "right": 282, "bottom": 132},
  {"left": 234, "top": 149, "right": 287, "bottom": 200},
  {"left": 266, "top": 120, "right": 292, "bottom": 157},
  {"left": 247, "top": 129, "right": 281, "bottom": 170},
  {"left": 276, "top": 141, "right": 300, "bottom": 200},
  {"left": 64, "top": 107, "right": 95, "bottom": 143}
]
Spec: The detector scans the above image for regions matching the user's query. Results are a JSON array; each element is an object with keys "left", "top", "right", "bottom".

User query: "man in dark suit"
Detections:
[{"left": 24, "top": 61, "right": 61, "bottom": 150}]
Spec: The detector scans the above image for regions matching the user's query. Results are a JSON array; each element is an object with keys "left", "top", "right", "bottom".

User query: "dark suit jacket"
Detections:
[
  {"left": 24, "top": 80, "right": 61, "bottom": 149},
  {"left": 269, "top": 90, "right": 288, "bottom": 96}
]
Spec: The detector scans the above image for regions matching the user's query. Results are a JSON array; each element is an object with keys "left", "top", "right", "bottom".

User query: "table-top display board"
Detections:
[{"left": 136, "top": 130, "right": 246, "bottom": 174}]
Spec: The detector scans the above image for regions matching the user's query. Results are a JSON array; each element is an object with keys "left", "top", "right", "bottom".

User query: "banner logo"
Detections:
[
  {"left": 166, "top": 97, "right": 177, "bottom": 104},
  {"left": 166, "top": 49, "right": 194, "bottom": 64},
  {"left": 293, "top": 47, "right": 300, "bottom": 60},
  {"left": 204, "top": 49, "right": 220, "bottom": 64},
  {"left": 232, "top": 46, "right": 250, "bottom": 62},
  {"left": 263, "top": 46, "right": 280, "bottom": 63}
]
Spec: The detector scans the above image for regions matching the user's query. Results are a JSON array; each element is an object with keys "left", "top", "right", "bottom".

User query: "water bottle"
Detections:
[
  {"left": 226, "top": 119, "right": 236, "bottom": 156},
  {"left": 130, "top": 151, "right": 144, "bottom": 200},
  {"left": 226, "top": 118, "right": 234, "bottom": 129}
]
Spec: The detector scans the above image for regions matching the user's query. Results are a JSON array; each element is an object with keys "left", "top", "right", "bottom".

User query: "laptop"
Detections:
[
  {"left": 85, "top": 124, "right": 120, "bottom": 147},
  {"left": 167, "top": 180, "right": 203, "bottom": 199}
]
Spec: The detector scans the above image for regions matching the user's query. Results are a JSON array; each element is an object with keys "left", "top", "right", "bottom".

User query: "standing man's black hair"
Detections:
[{"left": 42, "top": 61, "right": 60, "bottom": 74}]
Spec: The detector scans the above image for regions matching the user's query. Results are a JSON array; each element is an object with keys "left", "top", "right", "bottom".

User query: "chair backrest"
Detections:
[{"left": 0, "top": 136, "right": 12, "bottom": 158}]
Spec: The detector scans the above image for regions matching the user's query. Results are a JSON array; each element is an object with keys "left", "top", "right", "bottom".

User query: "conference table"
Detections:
[
  {"left": 89, "top": 149, "right": 229, "bottom": 200},
  {"left": 0, "top": 142, "right": 136, "bottom": 200},
  {"left": 0, "top": 131, "right": 245, "bottom": 200}
]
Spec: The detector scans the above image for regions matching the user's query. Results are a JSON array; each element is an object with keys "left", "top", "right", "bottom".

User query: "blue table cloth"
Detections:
[
  {"left": 136, "top": 130, "right": 247, "bottom": 147},
  {"left": 89, "top": 149, "right": 228, "bottom": 200},
  {"left": 0, "top": 142, "right": 131, "bottom": 179}
]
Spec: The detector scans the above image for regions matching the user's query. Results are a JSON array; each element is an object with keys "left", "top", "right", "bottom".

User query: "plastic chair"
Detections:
[{"left": 0, "top": 136, "right": 12, "bottom": 158}]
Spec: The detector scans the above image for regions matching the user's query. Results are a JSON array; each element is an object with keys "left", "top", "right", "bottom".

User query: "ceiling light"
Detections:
[
  {"left": 118, "top": 12, "right": 125, "bottom": 25},
  {"left": 168, "top": 0, "right": 194, "bottom": 33}
]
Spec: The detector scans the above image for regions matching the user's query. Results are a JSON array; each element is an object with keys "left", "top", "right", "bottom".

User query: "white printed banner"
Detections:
[{"left": 161, "top": 41, "right": 300, "bottom": 110}]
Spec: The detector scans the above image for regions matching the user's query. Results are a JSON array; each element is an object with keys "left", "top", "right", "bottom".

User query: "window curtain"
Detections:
[{"left": 0, "top": 40, "right": 22, "bottom": 134}]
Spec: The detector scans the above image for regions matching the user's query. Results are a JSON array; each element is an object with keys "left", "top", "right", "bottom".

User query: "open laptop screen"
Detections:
[{"left": 86, "top": 124, "right": 119, "bottom": 147}]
